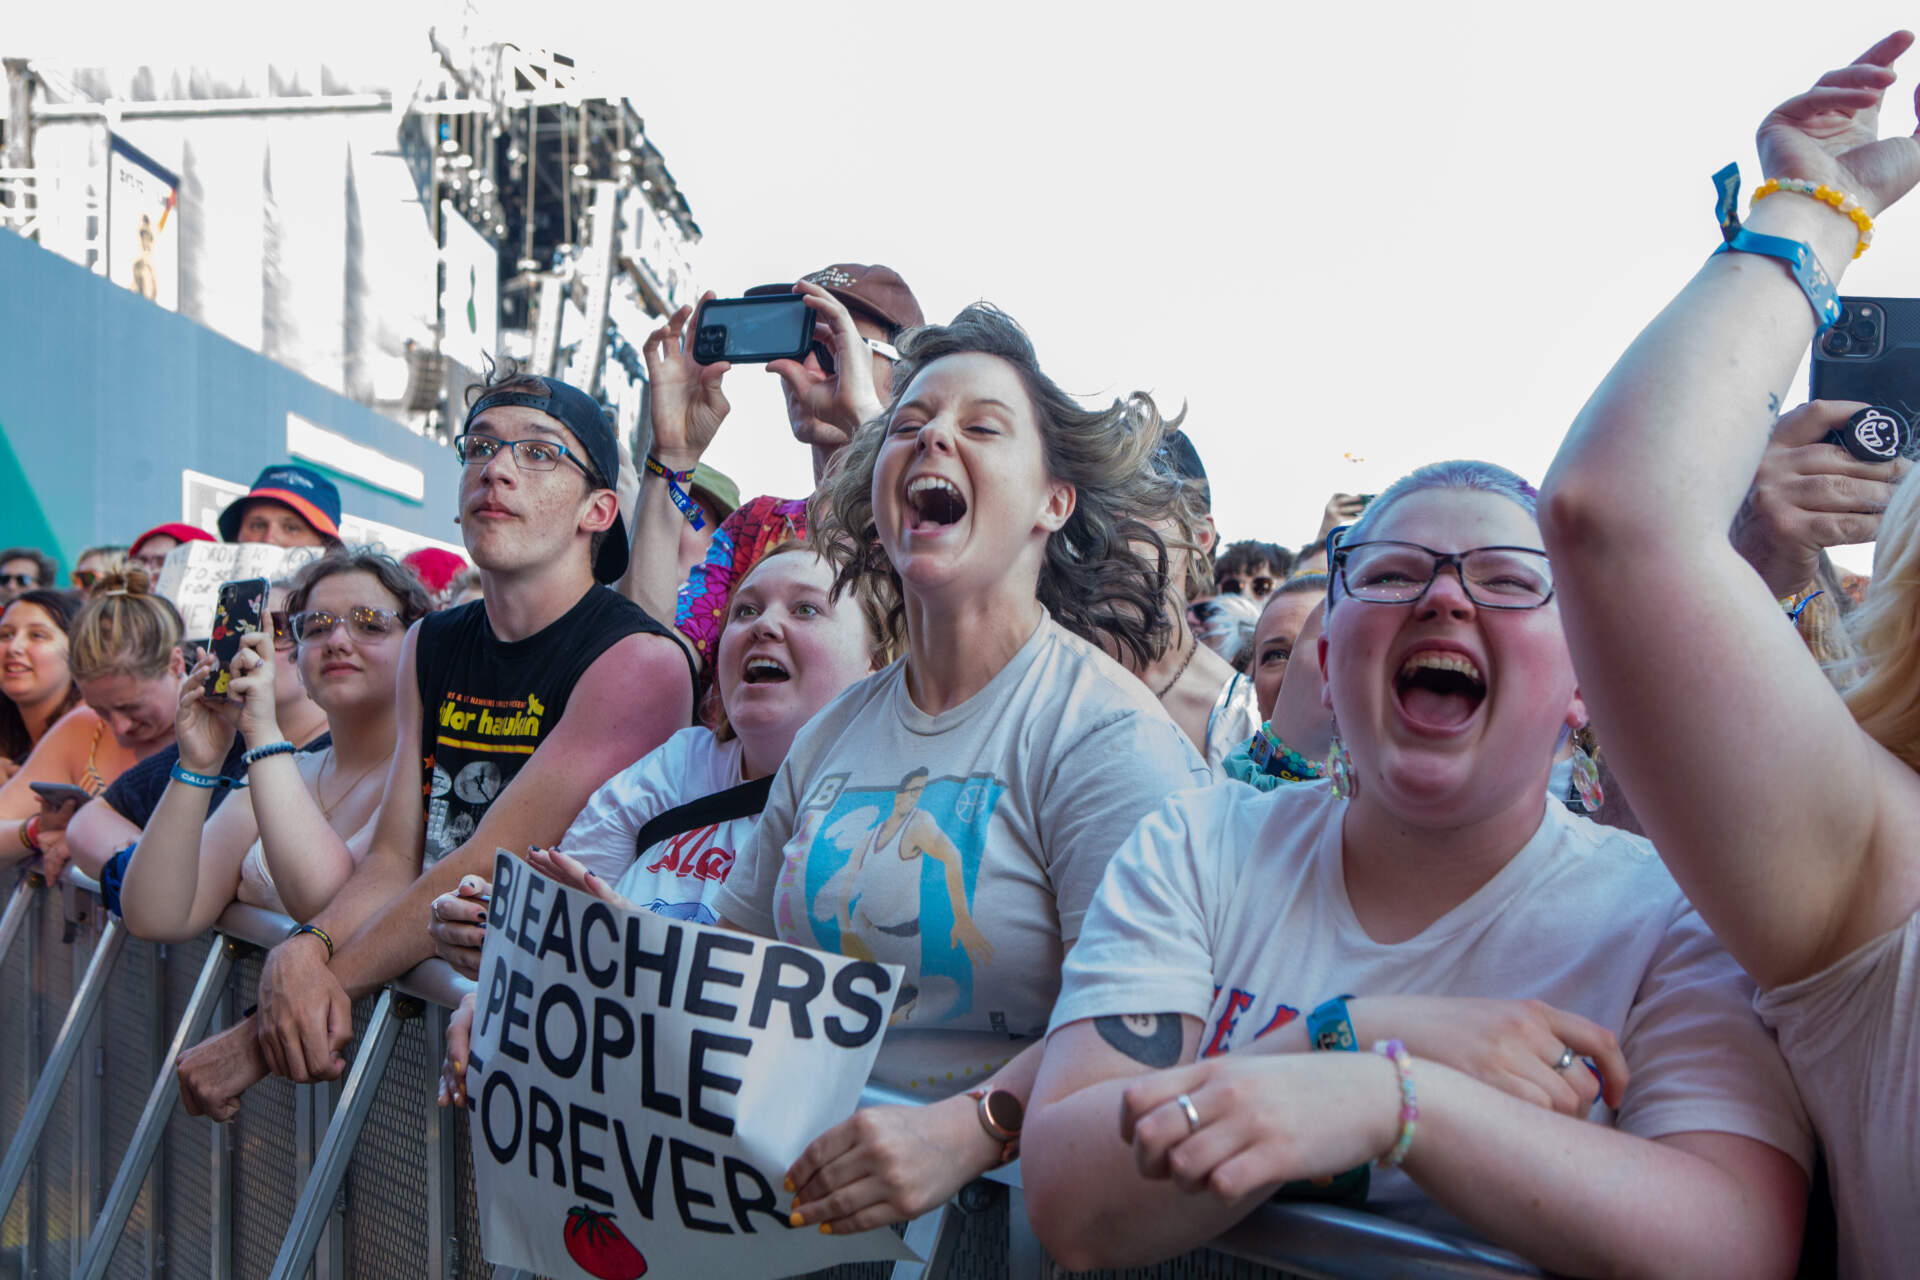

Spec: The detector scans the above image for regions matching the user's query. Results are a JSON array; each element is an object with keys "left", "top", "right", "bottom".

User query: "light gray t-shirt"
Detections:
[
  {"left": 1756, "top": 910, "right": 1920, "bottom": 1279},
  {"left": 1053, "top": 780, "right": 1812, "bottom": 1236},
  {"left": 716, "top": 616, "right": 1211, "bottom": 1096}
]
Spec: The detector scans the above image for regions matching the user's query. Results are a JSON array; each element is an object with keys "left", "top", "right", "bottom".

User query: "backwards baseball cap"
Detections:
[
  {"left": 1158, "top": 429, "right": 1211, "bottom": 509},
  {"left": 218, "top": 465, "right": 343, "bottom": 543},
  {"left": 129, "top": 522, "right": 215, "bottom": 558},
  {"left": 746, "top": 263, "right": 925, "bottom": 335},
  {"left": 463, "top": 376, "right": 629, "bottom": 584}
]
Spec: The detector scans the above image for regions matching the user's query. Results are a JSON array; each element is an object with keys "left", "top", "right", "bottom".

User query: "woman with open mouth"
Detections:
[
  {"left": 0, "top": 588, "right": 81, "bottom": 775},
  {"left": 1021, "top": 461, "right": 1812, "bottom": 1278},
  {"left": 693, "top": 302, "right": 1211, "bottom": 1236}
]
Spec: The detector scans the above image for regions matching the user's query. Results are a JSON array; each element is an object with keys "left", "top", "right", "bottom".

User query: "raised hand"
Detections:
[
  {"left": 641, "top": 292, "right": 731, "bottom": 468},
  {"left": 175, "top": 654, "right": 242, "bottom": 774},
  {"left": 766, "top": 282, "right": 889, "bottom": 450},
  {"left": 1758, "top": 31, "right": 1920, "bottom": 215},
  {"left": 222, "top": 631, "right": 284, "bottom": 747}
]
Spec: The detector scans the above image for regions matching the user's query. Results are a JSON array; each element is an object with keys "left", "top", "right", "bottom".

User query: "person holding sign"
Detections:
[
  {"left": 117, "top": 550, "right": 430, "bottom": 939},
  {"left": 0, "top": 567, "right": 184, "bottom": 875},
  {"left": 1020, "top": 464, "right": 1810, "bottom": 1276},
  {"left": 702, "top": 304, "right": 1211, "bottom": 1234},
  {"left": 175, "top": 369, "right": 694, "bottom": 1121},
  {"left": 428, "top": 542, "right": 891, "bottom": 982}
]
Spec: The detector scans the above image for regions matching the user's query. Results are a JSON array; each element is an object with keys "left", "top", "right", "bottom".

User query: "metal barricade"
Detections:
[{"left": 0, "top": 864, "right": 1541, "bottom": 1280}]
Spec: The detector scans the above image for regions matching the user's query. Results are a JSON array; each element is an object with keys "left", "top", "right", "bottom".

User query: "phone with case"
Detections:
[
  {"left": 1809, "top": 296, "right": 1920, "bottom": 424},
  {"left": 691, "top": 294, "right": 814, "bottom": 366},
  {"left": 205, "top": 577, "right": 269, "bottom": 698}
]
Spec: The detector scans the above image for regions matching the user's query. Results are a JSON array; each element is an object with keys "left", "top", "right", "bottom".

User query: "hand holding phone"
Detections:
[
  {"left": 29, "top": 781, "right": 93, "bottom": 812},
  {"left": 691, "top": 294, "right": 814, "bottom": 366}
]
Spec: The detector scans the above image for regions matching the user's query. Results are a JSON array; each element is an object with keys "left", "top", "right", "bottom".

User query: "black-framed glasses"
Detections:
[
  {"left": 289, "top": 606, "right": 402, "bottom": 644},
  {"left": 1332, "top": 538, "right": 1555, "bottom": 610},
  {"left": 454, "top": 432, "right": 591, "bottom": 479}
]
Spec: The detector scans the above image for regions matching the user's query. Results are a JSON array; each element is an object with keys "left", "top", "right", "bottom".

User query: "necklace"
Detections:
[
  {"left": 1153, "top": 632, "right": 1199, "bottom": 701},
  {"left": 317, "top": 747, "right": 395, "bottom": 822}
]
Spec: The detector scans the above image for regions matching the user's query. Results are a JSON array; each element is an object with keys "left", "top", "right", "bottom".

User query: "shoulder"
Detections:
[
  {"left": 44, "top": 704, "right": 103, "bottom": 748},
  {"left": 1029, "top": 623, "right": 1210, "bottom": 769}
]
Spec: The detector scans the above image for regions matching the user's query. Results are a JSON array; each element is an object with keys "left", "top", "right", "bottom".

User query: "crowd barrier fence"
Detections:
[{"left": 0, "top": 863, "right": 1541, "bottom": 1280}]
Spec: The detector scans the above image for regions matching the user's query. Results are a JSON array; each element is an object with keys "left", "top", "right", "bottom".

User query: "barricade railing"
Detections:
[{"left": 0, "top": 862, "right": 1541, "bottom": 1280}]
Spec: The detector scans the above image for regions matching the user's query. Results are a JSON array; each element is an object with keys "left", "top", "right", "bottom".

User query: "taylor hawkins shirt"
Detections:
[{"left": 412, "top": 587, "right": 688, "bottom": 866}]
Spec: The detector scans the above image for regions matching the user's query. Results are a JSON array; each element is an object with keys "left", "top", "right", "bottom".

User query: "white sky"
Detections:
[{"left": 17, "top": 0, "right": 1920, "bottom": 570}]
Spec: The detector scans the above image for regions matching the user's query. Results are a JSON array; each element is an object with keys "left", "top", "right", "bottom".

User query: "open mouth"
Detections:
[
  {"left": 1394, "top": 651, "right": 1486, "bottom": 730},
  {"left": 742, "top": 657, "right": 790, "bottom": 685},
  {"left": 906, "top": 476, "right": 968, "bottom": 530}
]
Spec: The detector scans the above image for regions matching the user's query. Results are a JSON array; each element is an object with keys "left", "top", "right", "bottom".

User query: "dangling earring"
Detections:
[
  {"left": 1325, "top": 721, "right": 1357, "bottom": 800},
  {"left": 1569, "top": 728, "right": 1604, "bottom": 814}
]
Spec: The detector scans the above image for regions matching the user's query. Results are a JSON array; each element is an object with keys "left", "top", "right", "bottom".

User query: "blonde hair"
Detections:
[
  {"left": 1840, "top": 466, "right": 1920, "bottom": 767},
  {"left": 69, "top": 561, "right": 183, "bottom": 684}
]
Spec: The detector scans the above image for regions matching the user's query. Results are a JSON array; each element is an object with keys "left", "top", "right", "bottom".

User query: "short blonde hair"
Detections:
[{"left": 1841, "top": 466, "right": 1920, "bottom": 767}]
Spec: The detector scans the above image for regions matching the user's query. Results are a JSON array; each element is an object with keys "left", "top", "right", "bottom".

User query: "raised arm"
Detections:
[
  {"left": 1539, "top": 33, "right": 1920, "bottom": 986},
  {"left": 618, "top": 296, "right": 730, "bottom": 644}
]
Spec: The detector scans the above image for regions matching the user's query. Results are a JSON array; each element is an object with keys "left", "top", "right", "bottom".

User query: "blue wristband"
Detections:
[
  {"left": 170, "top": 763, "right": 224, "bottom": 789},
  {"left": 644, "top": 455, "right": 707, "bottom": 532},
  {"left": 1714, "top": 228, "right": 1841, "bottom": 331},
  {"left": 1307, "top": 994, "right": 1358, "bottom": 1052},
  {"left": 242, "top": 740, "right": 296, "bottom": 766}
]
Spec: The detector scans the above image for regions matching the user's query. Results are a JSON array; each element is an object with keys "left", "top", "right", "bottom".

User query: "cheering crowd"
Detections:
[{"left": 6, "top": 33, "right": 1920, "bottom": 1276}]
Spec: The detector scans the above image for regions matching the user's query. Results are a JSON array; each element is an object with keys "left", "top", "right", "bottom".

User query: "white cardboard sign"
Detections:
[
  {"left": 154, "top": 542, "right": 322, "bottom": 639},
  {"left": 468, "top": 852, "right": 915, "bottom": 1280}
]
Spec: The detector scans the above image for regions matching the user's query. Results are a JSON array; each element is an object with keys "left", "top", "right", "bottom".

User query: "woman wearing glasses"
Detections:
[
  {"left": 118, "top": 550, "right": 430, "bottom": 940},
  {"left": 1022, "top": 462, "right": 1812, "bottom": 1277}
]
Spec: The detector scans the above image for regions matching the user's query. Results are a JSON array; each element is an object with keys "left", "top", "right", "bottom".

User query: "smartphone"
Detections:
[
  {"left": 28, "top": 781, "right": 92, "bottom": 809},
  {"left": 205, "top": 577, "right": 269, "bottom": 698},
  {"left": 1809, "top": 296, "right": 1920, "bottom": 434},
  {"left": 691, "top": 294, "right": 813, "bottom": 366}
]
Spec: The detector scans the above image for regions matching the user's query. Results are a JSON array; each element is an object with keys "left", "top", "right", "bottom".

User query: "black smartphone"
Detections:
[
  {"left": 1810, "top": 296, "right": 1920, "bottom": 427},
  {"left": 691, "top": 294, "right": 813, "bottom": 366},
  {"left": 205, "top": 577, "right": 269, "bottom": 698},
  {"left": 28, "top": 781, "right": 92, "bottom": 809}
]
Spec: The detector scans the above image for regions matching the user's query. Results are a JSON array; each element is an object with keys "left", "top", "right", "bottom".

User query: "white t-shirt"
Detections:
[
  {"left": 1052, "top": 780, "right": 1812, "bottom": 1234},
  {"left": 1756, "top": 910, "right": 1920, "bottom": 1279},
  {"left": 560, "top": 726, "right": 750, "bottom": 926},
  {"left": 716, "top": 616, "right": 1212, "bottom": 1096}
]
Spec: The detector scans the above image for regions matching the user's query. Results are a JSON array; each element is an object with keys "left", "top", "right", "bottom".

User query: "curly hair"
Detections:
[
  {"left": 809, "top": 303, "right": 1187, "bottom": 669},
  {"left": 285, "top": 547, "right": 434, "bottom": 628}
]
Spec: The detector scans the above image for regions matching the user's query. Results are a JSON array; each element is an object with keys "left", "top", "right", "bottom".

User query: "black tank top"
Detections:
[{"left": 413, "top": 587, "right": 691, "bottom": 866}]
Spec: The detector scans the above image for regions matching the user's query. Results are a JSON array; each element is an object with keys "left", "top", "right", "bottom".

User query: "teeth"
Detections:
[
  {"left": 1398, "top": 651, "right": 1484, "bottom": 685},
  {"left": 744, "top": 659, "right": 788, "bottom": 682},
  {"left": 908, "top": 476, "right": 961, "bottom": 501}
]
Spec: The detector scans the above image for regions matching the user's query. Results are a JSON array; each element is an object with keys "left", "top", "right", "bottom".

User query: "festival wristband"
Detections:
[
  {"left": 644, "top": 455, "right": 706, "bottom": 532},
  {"left": 1711, "top": 163, "right": 1841, "bottom": 330},
  {"left": 19, "top": 815, "right": 41, "bottom": 852},
  {"left": 170, "top": 763, "right": 226, "bottom": 789},
  {"left": 1250, "top": 722, "right": 1322, "bottom": 782},
  {"left": 1779, "top": 586, "right": 1824, "bottom": 622},
  {"left": 1307, "top": 995, "right": 1358, "bottom": 1052},
  {"left": 242, "top": 740, "right": 297, "bottom": 766},
  {"left": 287, "top": 922, "right": 335, "bottom": 961}
]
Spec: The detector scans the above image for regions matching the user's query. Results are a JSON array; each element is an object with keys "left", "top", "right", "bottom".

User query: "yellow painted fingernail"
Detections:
[
  {"left": 783, "top": 1176, "right": 794, "bottom": 1192},
  {"left": 452, "top": 1061, "right": 463, "bottom": 1072},
  {"left": 788, "top": 1210, "right": 804, "bottom": 1227},
  {"left": 819, "top": 1223, "right": 833, "bottom": 1235}
]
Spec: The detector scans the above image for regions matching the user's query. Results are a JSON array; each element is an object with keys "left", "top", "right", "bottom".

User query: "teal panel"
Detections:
[{"left": 0, "top": 420, "right": 65, "bottom": 566}]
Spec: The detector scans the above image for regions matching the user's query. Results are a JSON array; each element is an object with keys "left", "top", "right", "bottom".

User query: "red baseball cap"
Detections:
[{"left": 129, "top": 522, "right": 216, "bottom": 558}]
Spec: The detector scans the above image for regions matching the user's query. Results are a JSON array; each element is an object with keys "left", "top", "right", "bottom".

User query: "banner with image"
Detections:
[
  {"left": 468, "top": 853, "right": 915, "bottom": 1280},
  {"left": 106, "top": 135, "right": 180, "bottom": 311}
]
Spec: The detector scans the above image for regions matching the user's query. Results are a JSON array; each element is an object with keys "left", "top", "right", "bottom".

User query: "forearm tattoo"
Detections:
[{"left": 1095, "top": 1013, "right": 1183, "bottom": 1068}]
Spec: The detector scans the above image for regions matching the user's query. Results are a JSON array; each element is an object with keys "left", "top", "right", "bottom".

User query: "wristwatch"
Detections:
[{"left": 967, "top": 1087, "right": 1024, "bottom": 1165}]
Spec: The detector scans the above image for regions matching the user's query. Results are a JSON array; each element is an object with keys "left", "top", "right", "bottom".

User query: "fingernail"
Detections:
[
  {"left": 452, "top": 1061, "right": 463, "bottom": 1072},
  {"left": 819, "top": 1223, "right": 832, "bottom": 1236},
  {"left": 475, "top": 912, "right": 487, "bottom": 924},
  {"left": 783, "top": 1176, "right": 794, "bottom": 1192},
  {"left": 788, "top": 1210, "right": 804, "bottom": 1227}
]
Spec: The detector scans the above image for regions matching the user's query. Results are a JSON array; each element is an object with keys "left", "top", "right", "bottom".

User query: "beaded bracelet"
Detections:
[
  {"left": 1754, "top": 179, "right": 1874, "bottom": 259},
  {"left": 242, "top": 740, "right": 296, "bottom": 767},
  {"left": 287, "top": 922, "right": 335, "bottom": 961},
  {"left": 1371, "top": 1039, "right": 1419, "bottom": 1168},
  {"left": 644, "top": 454, "right": 707, "bottom": 532},
  {"left": 1250, "top": 722, "right": 1323, "bottom": 783}
]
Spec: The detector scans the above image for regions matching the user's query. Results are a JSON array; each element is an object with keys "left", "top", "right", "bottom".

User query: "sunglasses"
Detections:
[
  {"left": 269, "top": 610, "right": 296, "bottom": 650},
  {"left": 812, "top": 335, "right": 902, "bottom": 377},
  {"left": 289, "top": 606, "right": 402, "bottom": 644},
  {"left": 0, "top": 574, "right": 37, "bottom": 589}
]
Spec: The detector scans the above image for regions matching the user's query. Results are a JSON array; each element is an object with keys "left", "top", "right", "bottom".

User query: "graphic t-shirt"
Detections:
[
  {"left": 1756, "top": 911, "right": 1920, "bottom": 1279},
  {"left": 1051, "top": 781, "right": 1813, "bottom": 1235},
  {"left": 560, "top": 726, "right": 750, "bottom": 926},
  {"left": 675, "top": 494, "right": 808, "bottom": 672},
  {"left": 717, "top": 616, "right": 1212, "bottom": 1096},
  {"left": 413, "top": 588, "right": 687, "bottom": 867}
]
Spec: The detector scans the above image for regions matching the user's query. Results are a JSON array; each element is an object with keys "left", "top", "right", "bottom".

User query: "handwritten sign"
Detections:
[
  {"left": 468, "top": 852, "right": 915, "bottom": 1280},
  {"left": 154, "top": 542, "right": 321, "bottom": 639}
]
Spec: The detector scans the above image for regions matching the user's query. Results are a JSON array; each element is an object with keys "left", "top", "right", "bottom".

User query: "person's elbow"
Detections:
[{"left": 1020, "top": 1105, "right": 1134, "bottom": 1271}]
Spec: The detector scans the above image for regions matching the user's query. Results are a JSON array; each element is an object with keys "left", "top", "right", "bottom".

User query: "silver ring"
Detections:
[
  {"left": 1553, "top": 1047, "right": 1576, "bottom": 1072},
  {"left": 1176, "top": 1093, "right": 1201, "bottom": 1133}
]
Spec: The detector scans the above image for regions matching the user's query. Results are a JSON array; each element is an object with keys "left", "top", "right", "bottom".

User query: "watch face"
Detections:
[{"left": 984, "top": 1089, "right": 1024, "bottom": 1136}]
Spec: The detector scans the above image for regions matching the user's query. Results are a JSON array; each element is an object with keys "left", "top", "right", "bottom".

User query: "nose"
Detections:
[
  {"left": 476, "top": 443, "right": 517, "bottom": 486},
  {"left": 748, "top": 607, "right": 784, "bottom": 640},
  {"left": 914, "top": 416, "right": 956, "bottom": 455},
  {"left": 1416, "top": 563, "right": 1478, "bottom": 620}
]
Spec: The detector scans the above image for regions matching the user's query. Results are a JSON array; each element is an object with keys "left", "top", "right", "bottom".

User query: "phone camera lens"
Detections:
[
  {"left": 1824, "top": 331, "right": 1854, "bottom": 356},
  {"left": 1835, "top": 305, "right": 1852, "bottom": 326},
  {"left": 1853, "top": 318, "right": 1879, "bottom": 344}
]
